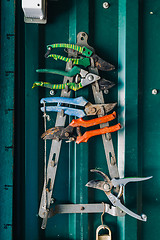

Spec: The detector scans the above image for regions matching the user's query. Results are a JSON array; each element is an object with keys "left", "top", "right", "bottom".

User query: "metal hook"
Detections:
[{"left": 101, "top": 202, "right": 105, "bottom": 227}]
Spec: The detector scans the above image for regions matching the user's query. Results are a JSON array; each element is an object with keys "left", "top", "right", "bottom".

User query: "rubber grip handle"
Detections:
[
  {"left": 69, "top": 112, "right": 116, "bottom": 128},
  {"left": 48, "top": 54, "right": 90, "bottom": 68},
  {"left": 36, "top": 66, "right": 81, "bottom": 77},
  {"left": 47, "top": 43, "right": 93, "bottom": 57},
  {"left": 76, "top": 123, "right": 121, "bottom": 144}
]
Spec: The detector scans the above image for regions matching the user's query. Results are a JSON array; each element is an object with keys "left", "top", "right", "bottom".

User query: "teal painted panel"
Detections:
[
  {"left": 11, "top": 0, "right": 160, "bottom": 240},
  {"left": 0, "top": 0, "right": 15, "bottom": 240},
  {"left": 140, "top": 1, "right": 160, "bottom": 240}
]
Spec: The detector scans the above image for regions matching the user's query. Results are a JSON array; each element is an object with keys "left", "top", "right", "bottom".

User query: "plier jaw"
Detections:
[
  {"left": 92, "top": 54, "right": 115, "bottom": 71},
  {"left": 41, "top": 126, "right": 76, "bottom": 142}
]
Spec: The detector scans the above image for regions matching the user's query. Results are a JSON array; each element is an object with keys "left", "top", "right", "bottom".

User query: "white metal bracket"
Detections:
[{"left": 22, "top": 0, "right": 47, "bottom": 24}]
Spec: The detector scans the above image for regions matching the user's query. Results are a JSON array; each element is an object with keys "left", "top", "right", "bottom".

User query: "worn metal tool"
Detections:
[
  {"left": 40, "top": 96, "right": 117, "bottom": 118},
  {"left": 38, "top": 32, "right": 121, "bottom": 229},
  {"left": 44, "top": 43, "right": 115, "bottom": 71},
  {"left": 41, "top": 112, "right": 121, "bottom": 144},
  {"left": 86, "top": 169, "right": 152, "bottom": 221},
  {"left": 33, "top": 66, "right": 115, "bottom": 92}
]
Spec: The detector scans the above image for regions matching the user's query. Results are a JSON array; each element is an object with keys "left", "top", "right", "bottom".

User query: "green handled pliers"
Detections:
[
  {"left": 32, "top": 66, "right": 115, "bottom": 91},
  {"left": 44, "top": 43, "right": 115, "bottom": 71}
]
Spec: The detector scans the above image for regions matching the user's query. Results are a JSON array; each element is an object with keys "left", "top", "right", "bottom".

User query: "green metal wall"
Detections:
[{"left": 0, "top": 0, "right": 160, "bottom": 239}]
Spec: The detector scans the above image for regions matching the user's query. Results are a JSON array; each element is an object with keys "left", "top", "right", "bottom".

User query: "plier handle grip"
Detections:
[
  {"left": 33, "top": 67, "right": 114, "bottom": 92},
  {"left": 44, "top": 43, "right": 115, "bottom": 71},
  {"left": 45, "top": 43, "right": 93, "bottom": 57}
]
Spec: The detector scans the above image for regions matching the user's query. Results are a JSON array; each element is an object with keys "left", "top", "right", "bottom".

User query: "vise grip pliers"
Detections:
[
  {"left": 32, "top": 66, "right": 114, "bottom": 92},
  {"left": 41, "top": 112, "right": 121, "bottom": 144},
  {"left": 86, "top": 169, "right": 152, "bottom": 221},
  {"left": 44, "top": 43, "right": 115, "bottom": 71},
  {"left": 40, "top": 96, "right": 117, "bottom": 118}
]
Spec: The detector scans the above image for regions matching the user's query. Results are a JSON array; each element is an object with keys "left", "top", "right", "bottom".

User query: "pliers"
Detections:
[
  {"left": 32, "top": 66, "right": 115, "bottom": 92},
  {"left": 86, "top": 169, "right": 153, "bottom": 221},
  {"left": 40, "top": 96, "right": 117, "bottom": 118},
  {"left": 41, "top": 112, "right": 121, "bottom": 144},
  {"left": 44, "top": 43, "right": 115, "bottom": 71}
]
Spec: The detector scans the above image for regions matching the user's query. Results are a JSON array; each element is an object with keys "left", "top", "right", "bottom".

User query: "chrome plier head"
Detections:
[{"left": 86, "top": 169, "right": 153, "bottom": 222}]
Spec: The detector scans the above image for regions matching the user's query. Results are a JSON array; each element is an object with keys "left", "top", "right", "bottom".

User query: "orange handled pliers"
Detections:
[{"left": 41, "top": 111, "right": 121, "bottom": 144}]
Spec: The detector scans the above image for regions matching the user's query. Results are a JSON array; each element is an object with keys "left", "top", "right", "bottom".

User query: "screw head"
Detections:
[
  {"left": 50, "top": 90, "right": 55, "bottom": 95},
  {"left": 103, "top": 2, "right": 110, "bottom": 9},
  {"left": 152, "top": 89, "right": 158, "bottom": 95},
  {"left": 104, "top": 89, "right": 109, "bottom": 95}
]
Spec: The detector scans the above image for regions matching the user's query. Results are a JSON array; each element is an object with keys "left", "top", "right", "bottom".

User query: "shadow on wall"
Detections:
[{"left": 47, "top": 0, "right": 74, "bottom": 23}]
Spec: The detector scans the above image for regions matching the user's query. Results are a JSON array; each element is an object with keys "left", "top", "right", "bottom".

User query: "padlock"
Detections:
[{"left": 96, "top": 225, "right": 112, "bottom": 240}]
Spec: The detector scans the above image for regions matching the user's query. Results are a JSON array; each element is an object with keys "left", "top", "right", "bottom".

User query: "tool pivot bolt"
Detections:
[
  {"left": 103, "top": 183, "right": 110, "bottom": 191},
  {"left": 87, "top": 74, "right": 94, "bottom": 81},
  {"left": 65, "top": 132, "right": 70, "bottom": 137},
  {"left": 103, "top": 2, "right": 110, "bottom": 9},
  {"left": 152, "top": 89, "right": 158, "bottom": 95},
  {"left": 90, "top": 107, "right": 96, "bottom": 113}
]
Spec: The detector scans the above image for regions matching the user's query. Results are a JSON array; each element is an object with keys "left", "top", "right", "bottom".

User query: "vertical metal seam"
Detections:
[
  {"left": 117, "top": 0, "right": 126, "bottom": 239},
  {"left": 68, "top": 0, "right": 77, "bottom": 238}
]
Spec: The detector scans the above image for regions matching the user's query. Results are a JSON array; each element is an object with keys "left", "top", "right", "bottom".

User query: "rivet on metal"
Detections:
[
  {"left": 87, "top": 74, "right": 94, "bottom": 81},
  {"left": 103, "top": 2, "right": 110, "bottom": 9},
  {"left": 152, "top": 89, "right": 158, "bottom": 95}
]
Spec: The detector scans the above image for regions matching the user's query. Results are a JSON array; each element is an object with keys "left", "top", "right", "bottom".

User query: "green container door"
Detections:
[{"left": 0, "top": 0, "right": 160, "bottom": 240}]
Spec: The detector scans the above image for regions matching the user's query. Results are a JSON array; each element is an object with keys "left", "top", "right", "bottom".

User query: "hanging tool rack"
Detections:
[
  {"left": 1, "top": 0, "right": 158, "bottom": 239},
  {"left": 37, "top": 32, "right": 125, "bottom": 230}
]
